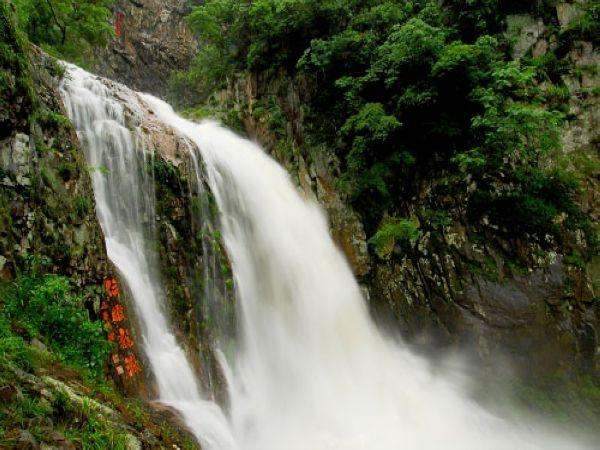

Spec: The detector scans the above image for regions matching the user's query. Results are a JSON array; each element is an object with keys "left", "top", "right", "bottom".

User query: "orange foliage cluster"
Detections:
[
  {"left": 105, "top": 278, "right": 120, "bottom": 297},
  {"left": 111, "top": 304, "right": 125, "bottom": 322},
  {"left": 124, "top": 354, "right": 142, "bottom": 377},
  {"left": 117, "top": 328, "right": 134, "bottom": 349}
]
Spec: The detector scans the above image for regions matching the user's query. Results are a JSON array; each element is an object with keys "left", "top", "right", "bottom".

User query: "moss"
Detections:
[
  {"left": 0, "top": 0, "right": 36, "bottom": 135},
  {"left": 564, "top": 251, "right": 586, "bottom": 270},
  {"left": 506, "top": 259, "right": 529, "bottom": 277},
  {"left": 1, "top": 289, "right": 200, "bottom": 449},
  {"left": 73, "top": 196, "right": 92, "bottom": 220},
  {"left": 222, "top": 109, "right": 246, "bottom": 134},
  {"left": 150, "top": 157, "right": 180, "bottom": 186},
  {"left": 466, "top": 258, "right": 500, "bottom": 282},
  {"left": 40, "top": 111, "right": 71, "bottom": 128},
  {"left": 254, "top": 98, "right": 287, "bottom": 139},
  {"left": 57, "top": 161, "right": 78, "bottom": 181},
  {"left": 40, "top": 165, "right": 65, "bottom": 194},
  {"left": 369, "top": 217, "right": 422, "bottom": 258},
  {"left": 181, "top": 106, "right": 214, "bottom": 121}
]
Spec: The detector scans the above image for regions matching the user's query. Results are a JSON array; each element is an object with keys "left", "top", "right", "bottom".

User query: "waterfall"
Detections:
[
  {"left": 60, "top": 63, "right": 588, "bottom": 450},
  {"left": 59, "top": 65, "right": 235, "bottom": 450},
  {"left": 144, "top": 97, "right": 589, "bottom": 450}
]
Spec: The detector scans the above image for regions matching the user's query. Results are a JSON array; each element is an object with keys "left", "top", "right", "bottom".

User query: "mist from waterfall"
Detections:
[{"left": 60, "top": 63, "right": 589, "bottom": 450}]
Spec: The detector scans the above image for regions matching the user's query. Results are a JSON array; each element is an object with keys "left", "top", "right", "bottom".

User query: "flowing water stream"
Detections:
[
  {"left": 60, "top": 65, "right": 235, "bottom": 449},
  {"left": 61, "top": 65, "right": 588, "bottom": 450}
]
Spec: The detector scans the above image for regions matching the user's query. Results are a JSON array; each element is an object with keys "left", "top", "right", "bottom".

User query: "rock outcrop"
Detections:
[
  {"left": 92, "top": 0, "right": 197, "bottom": 98},
  {"left": 0, "top": 3, "right": 203, "bottom": 445},
  {"left": 1, "top": 45, "right": 108, "bottom": 288},
  {"left": 62, "top": 67, "right": 235, "bottom": 403}
]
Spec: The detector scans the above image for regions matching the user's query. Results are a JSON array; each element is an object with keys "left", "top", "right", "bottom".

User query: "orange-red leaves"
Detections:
[
  {"left": 105, "top": 278, "right": 120, "bottom": 298},
  {"left": 111, "top": 304, "right": 126, "bottom": 322},
  {"left": 124, "top": 354, "right": 142, "bottom": 377},
  {"left": 117, "top": 328, "right": 134, "bottom": 349}
]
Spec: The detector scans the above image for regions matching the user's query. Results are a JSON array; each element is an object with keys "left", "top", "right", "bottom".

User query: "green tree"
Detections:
[
  {"left": 175, "top": 0, "right": 592, "bottom": 245},
  {"left": 13, "top": 0, "right": 113, "bottom": 62}
]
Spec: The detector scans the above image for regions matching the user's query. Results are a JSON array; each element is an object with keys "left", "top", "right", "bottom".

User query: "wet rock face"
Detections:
[
  {"left": 150, "top": 150, "right": 234, "bottom": 404},
  {"left": 369, "top": 247, "right": 599, "bottom": 376},
  {"left": 0, "top": 50, "right": 108, "bottom": 286},
  {"left": 210, "top": 72, "right": 372, "bottom": 279},
  {"left": 92, "top": 0, "right": 197, "bottom": 98},
  {"left": 63, "top": 70, "right": 235, "bottom": 403}
]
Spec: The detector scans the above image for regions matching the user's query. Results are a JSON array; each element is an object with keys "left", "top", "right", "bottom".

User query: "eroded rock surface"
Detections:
[{"left": 93, "top": 0, "right": 197, "bottom": 97}]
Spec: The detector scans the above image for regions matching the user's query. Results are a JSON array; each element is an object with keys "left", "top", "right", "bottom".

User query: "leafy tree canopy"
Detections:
[
  {"left": 174, "top": 0, "right": 598, "bottom": 249},
  {"left": 13, "top": 0, "right": 113, "bottom": 63}
]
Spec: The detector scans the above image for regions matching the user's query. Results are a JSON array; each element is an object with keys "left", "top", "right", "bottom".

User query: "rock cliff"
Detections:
[
  {"left": 92, "top": 0, "right": 197, "bottom": 98},
  {"left": 0, "top": 2, "right": 208, "bottom": 446},
  {"left": 194, "top": 2, "right": 600, "bottom": 384}
]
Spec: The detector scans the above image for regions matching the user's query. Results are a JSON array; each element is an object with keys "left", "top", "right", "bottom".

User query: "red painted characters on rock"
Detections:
[
  {"left": 101, "top": 277, "right": 142, "bottom": 378},
  {"left": 105, "top": 278, "right": 120, "bottom": 298},
  {"left": 115, "top": 11, "right": 125, "bottom": 38}
]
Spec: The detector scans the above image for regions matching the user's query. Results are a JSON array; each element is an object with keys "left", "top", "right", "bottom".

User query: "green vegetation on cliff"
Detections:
[
  {"left": 1, "top": 3, "right": 202, "bottom": 447},
  {"left": 0, "top": 0, "right": 35, "bottom": 134},
  {"left": 172, "top": 0, "right": 598, "bottom": 254},
  {"left": 12, "top": 0, "right": 114, "bottom": 65},
  {"left": 0, "top": 265, "right": 200, "bottom": 448},
  {"left": 1, "top": 263, "right": 110, "bottom": 380}
]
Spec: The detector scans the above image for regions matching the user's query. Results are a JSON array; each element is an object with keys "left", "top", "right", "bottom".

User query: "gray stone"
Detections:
[
  {"left": 1, "top": 133, "right": 33, "bottom": 186},
  {"left": 30, "top": 338, "right": 48, "bottom": 352},
  {"left": 91, "top": 0, "right": 197, "bottom": 97},
  {"left": 557, "top": 2, "right": 586, "bottom": 30},
  {"left": 506, "top": 14, "right": 545, "bottom": 59},
  {"left": 0, "top": 384, "right": 22, "bottom": 403},
  {"left": 15, "top": 430, "right": 39, "bottom": 450}
]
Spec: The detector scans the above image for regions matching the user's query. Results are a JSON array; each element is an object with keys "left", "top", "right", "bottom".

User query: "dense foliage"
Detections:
[
  {"left": 0, "top": 266, "right": 197, "bottom": 448},
  {"left": 0, "top": 260, "right": 111, "bottom": 379},
  {"left": 0, "top": 0, "right": 36, "bottom": 135},
  {"left": 173, "top": 0, "right": 598, "bottom": 250},
  {"left": 12, "top": 0, "right": 113, "bottom": 64}
]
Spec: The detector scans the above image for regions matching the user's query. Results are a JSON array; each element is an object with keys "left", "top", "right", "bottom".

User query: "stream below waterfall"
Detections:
[{"left": 60, "top": 64, "right": 591, "bottom": 450}]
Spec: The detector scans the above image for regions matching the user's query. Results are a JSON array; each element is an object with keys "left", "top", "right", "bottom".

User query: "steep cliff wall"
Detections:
[
  {"left": 1, "top": 25, "right": 107, "bottom": 291},
  {"left": 195, "top": 3, "right": 600, "bottom": 384},
  {"left": 0, "top": 0, "right": 229, "bottom": 400},
  {"left": 92, "top": 0, "right": 197, "bottom": 97},
  {"left": 1, "top": 2, "right": 204, "bottom": 446}
]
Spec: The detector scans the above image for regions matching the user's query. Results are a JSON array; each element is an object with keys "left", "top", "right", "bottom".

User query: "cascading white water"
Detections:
[
  {"left": 59, "top": 66, "right": 235, "bottom": 450},
  {"left": 144, "top": 96, "right": 591, "bottom": 450},
  {"left": 59, "top": 62, "right": 589, "bottom": 450}
]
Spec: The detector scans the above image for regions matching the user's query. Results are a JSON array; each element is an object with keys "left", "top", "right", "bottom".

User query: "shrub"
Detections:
[
  {"left": 369, "top": 216, "right": 421, "bottom": 257},
  {"left": 1, "top": 274, "right": 111, "bottom": 379},
  {"left": 12, "top": 0, "right": 114, "bottom": 65},
  {"left": 175, "top": 0, "right": 590, "bottom": 245}
]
